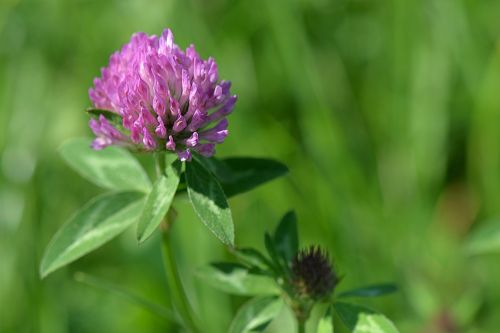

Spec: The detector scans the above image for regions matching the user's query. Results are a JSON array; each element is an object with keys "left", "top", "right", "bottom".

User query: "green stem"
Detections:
[
  {"left": 155, "top": 154, "right": 199, "bottom": 332},
  {"left": 290, "top": 298, "right": 311, "bottom": 333},
  {"left": 154, "top": 152, "right": 166, "bottom": 177},
  {"left": 298, "top": 319, "right": 306, "bottom": 333},
  {"left": 161, "top": 219, "right": 200, "bottom": 333}
]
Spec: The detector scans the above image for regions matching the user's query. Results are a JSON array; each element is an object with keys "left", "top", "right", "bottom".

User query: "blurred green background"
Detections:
[{"left": 2, "top": 0, "right": 500, "bottom": 332}]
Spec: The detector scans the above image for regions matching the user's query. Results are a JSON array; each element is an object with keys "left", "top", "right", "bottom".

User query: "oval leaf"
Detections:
[
  {"left": 337, "top": 283, "right": 398, "bottom": 299},
  {"left": 465, "top": 221, "right": 500, "bottom": 255},
  {"left": 353, "top": 313, "right": 400, "bottom": 333},
  {"left": 40, "top": 192, "right": 145, "bottom": 278},
  {"left": 198, "top": 157, "right": 289, "bottom": 197},
  {"left": 317, "top": 306, "right": 334, "bottom": 333},
  {"left": 273, "top": 211, "right": 298, "bottom": 264},
  {"left": 334, "top": 302, "right": 375, "bottom": 331},
  {"left": 186, "top": 158, "right": 234, "bottom": 245},
  {"left": 60, "top": 138, "right": 151, "bottom": 192},
  {"left": 137, "top": 160, "right": 181, "bottom": 242},
  {"left": 229, "top": 296, "right": 283, "bottom": 333},
  {"left": 196, "top": 263, "right": 280, "bottom": 295}
]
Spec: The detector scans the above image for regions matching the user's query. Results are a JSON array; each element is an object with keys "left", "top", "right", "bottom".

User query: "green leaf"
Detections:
[
  {"left": 74, "top": 272, "right": 175, "bottom": 322},
  {"left": 196, "top": 263, "right": 280, "bottom": 296},
  {"left": 137, "top": 160, "right": 181, "bottom": 242},
  {"left": 229, "top": 296, "right": 283, "bottom": 333},
  {"left": 264, "top": 232, "right": 283, "bottom": 273},
  {"left": 317, "top": 306, "right": 334, "bottom": 333},
  {"left": 273, "top": 211, "right": 298, "bottom": 264},
  {"left": 86, "top": 108, "right": 122, "bottom": 124},
  {"left": 465, "top": 221, "right": 500, "bottom": 255},
  {"left": 186, "top": 158, "right": 234, "bottom": 246},
  {"left": 337, "top": 283, "right": 398, "bottom": 299},
  {"left": 198, "top": 157, "right": 288, "bottom": 197},
  {"left": 333, "top": 302, "right": 375, "bottom": 331},
  {"left": 40, "top": 192, "right": 145, "bottom": 278},
  {"left": 231, "top": 247, "right": 274, "bottom": 271},
  {"left": 59, "top": 138, "right": 151, "bottom": 192},
  {"left": 353, "top": 313, "right": 400, "bottom": 333}
]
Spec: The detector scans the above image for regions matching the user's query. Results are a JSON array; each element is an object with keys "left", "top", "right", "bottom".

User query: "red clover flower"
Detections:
[{"left": 88, "top": 29, "right": 237, "bottom": 161}]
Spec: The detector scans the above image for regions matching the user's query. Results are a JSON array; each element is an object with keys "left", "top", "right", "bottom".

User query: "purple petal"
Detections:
[
  {"left": 185, "top": 132, "right": 199, "bottom": 147},
  {"left": 91, "top": 137, "right": 112, "bottom": 150},
  {"left": 173, "top": 115, "right": 187, "bottom": 133},
  {"left": 153, "top": 95, "right": 166, "bottom": 117},
  {"left": 166, "top": 135, "right": 176, "bottom": 151},
  {"left": 206, "top": 95, "right": 237, "bottom": 123},
  {"left": 180, "top": 69, "right": 190, "bottom": 105},
  {"left": 155, "top": 117, "right": 167, "bottom": 138},
  {"left": 194, "top": 143, "right": 215, "bottom": 157},
  {"left": 170, "top": 96, "right": 180, "bottom": 117},
  {"left": 89, "top": 118, "right": 101, "bottom": 134},
  {"left": 177, "top": 149, "right": 192, "bottom": 162},
  {"left": 159, "top": 29, "right": 174, "bottom": 52},
  {"left": 200, "top": 129, "right": 228, "bottom": 143},
  {"left": 199, "top": 119, "right": 228, "bottom": 143},
  {"left": 142, "top": 128, "right": 157, "bottom": 150},
  {"left": 131, "top": 124, "right": 141, "bottom": 143},
  {"left": 187, "top": 109, "right": 207, "bottom": 131},
  {"left": 213, "top": 85, "right": 222, "bottom": 98}
]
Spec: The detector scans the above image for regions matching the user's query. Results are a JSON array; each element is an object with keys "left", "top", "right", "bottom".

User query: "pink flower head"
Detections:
[{"left": 88, "top": 29, "right": 237, "bottom": 161}]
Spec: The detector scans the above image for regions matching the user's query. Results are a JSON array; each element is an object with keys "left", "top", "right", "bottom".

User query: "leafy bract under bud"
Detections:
[{"left": 291, "top": 246, "right": 337, "bottom": 300}]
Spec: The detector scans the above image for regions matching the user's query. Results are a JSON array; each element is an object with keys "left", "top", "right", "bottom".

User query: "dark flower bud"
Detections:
[{"left": 291, "top": 246, "right": 338, "bottom": 300}]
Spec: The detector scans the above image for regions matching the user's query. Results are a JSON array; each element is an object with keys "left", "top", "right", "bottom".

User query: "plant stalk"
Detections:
[
  {"left": 161, "top": 222, "right": 200, "bottom": 333},
  {"left": 155, "top": 153, "right": 200, "bottom": 332},
  {"left": 291, "top": 298, "right": 311, "bottom": 333},
  {"left": 298, "top": 319, "right": 306, "bottom": 333},
  {"left": 154, "top": 152, "right": 166, "bottom": 177}
]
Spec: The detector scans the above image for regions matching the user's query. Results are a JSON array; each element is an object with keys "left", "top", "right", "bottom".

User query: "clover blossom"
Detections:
[{"left": 88, "top": 29, "right": 237, "bottom": 161}]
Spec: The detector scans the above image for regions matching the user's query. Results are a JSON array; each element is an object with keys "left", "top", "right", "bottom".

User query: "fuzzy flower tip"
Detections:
[
  {"left": 88, "top": 29, "right": 237, "bottom": 161},
  {"left": 291, "top": 246, "right": 338, "bottom": 300}
]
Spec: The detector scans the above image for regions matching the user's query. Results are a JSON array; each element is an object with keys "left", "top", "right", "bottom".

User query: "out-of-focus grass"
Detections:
[{"left": 1, "top": 0, "right": 500, "bottom": 332}]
